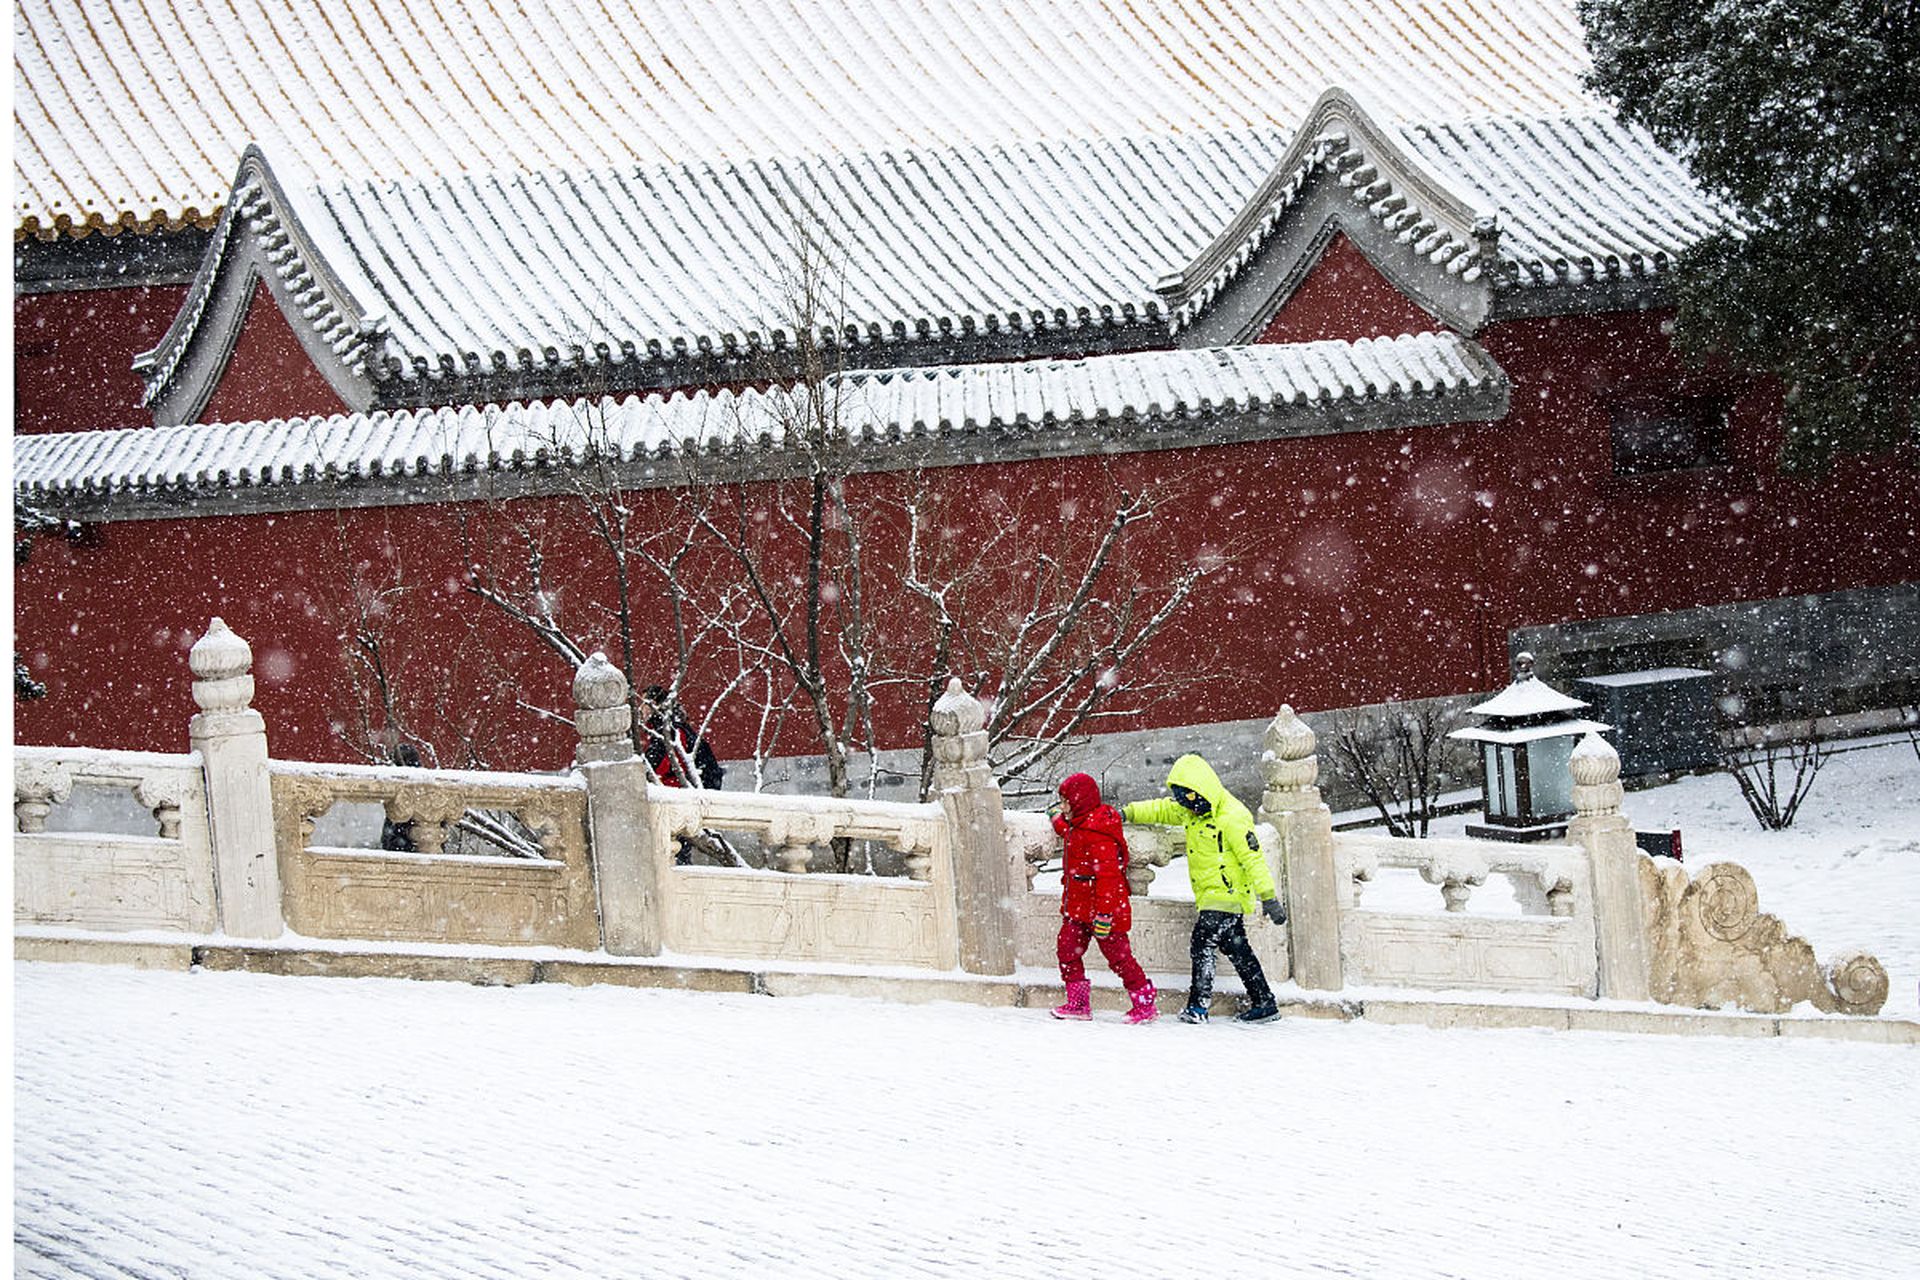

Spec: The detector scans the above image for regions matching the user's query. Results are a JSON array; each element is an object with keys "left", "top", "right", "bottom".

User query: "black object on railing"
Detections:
[{"left": 1634, "top": 829, "right": 1683, "bottom": 861}]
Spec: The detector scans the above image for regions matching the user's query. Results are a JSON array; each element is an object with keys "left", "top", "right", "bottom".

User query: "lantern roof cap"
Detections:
[
  {"left": 1460, "top": 651, "right": 1590, "bottom": 720},
  {"left": 1450, "top": 716, "right": 1609, "bottom": 744}
]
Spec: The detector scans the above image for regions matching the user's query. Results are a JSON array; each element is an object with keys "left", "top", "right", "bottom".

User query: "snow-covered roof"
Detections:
[
  {"left": 1461, "top": 675, "right": 1591, "bottom": 721},
  {"left": 17, "top": 333, "right": 1507, "bottom": 518},
  {"left": 1575, "top": 668, "right": 1713, "bottom": 688},
  {"left": 1450, "top": 717, "right": 1610, "bottom": 745},
  {"left": 136, "top": 101, "right": 1724, "bottom": 424},
  {"left": 15, "top": 0, "right": 1608, "bottom": 239},
  {"left": 135, "top": 133, "right": 1279, "bottom": 421},
  {"left": 1159, "top": 90, "right": 1730, "bottom": 340}
]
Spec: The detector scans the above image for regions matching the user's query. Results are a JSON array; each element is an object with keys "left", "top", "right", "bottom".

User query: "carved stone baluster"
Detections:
[
  {"left": 1345, "top": 850, "right": 1375, "bottom": 909},
  {"left": 1257, "top": 705, "right": 1342, "bottom": 990},
  {"left": 1421, "top": 855, "right": 1486, "bottom": 913},
  {"left": 188, "top": 617, "right": 284, "bottom": 938},
  {"left": 409, "top": 816, "right": 450, "bottom": 855},
  {"left": 523, "top": 809, "right": 564, "bottom": 861},
  {"left": 1023, "top": 845, "right": 1044, "bottom": 892},
  {"left": 387, "top": 785, "right": 464, "bottom": 856},
  {"left": 763, "top": 814, "right": 803, "bottom": 873},
  {"left": 1122, "top": 846, "right": 1155, "bottom": 896},
  {"left": 898, "top": 820, "right": 934, "bottom": 883},
  {"left": 1546, "top": 879, "right": 1576, "bottom": 917},
  {"left": 135, "top": 778, "right": 184, "bottom": 840},
  {"left": 14, "top": 761, "right": 73, "bottom": 833},
  {"left": 278, "top": 777, "right": 331, "bottom": 848}
]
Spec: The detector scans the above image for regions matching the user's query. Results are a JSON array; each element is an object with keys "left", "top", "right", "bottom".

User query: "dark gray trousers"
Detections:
[{"left": 1189, "top": 909, "right": 1274, "bottom": 1008}]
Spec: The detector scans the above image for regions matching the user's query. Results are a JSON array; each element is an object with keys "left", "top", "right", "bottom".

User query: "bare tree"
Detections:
[
  {"left": 321, "top": 511, "right": 531, "bottom": 770},
  {"left": 1324, "top": 701, "right": 1463, "bottom": 837},
  {"left": 1720, "top": 722, "right": 1827, "bottom": 830},
  {"left": 894, "top": 470, "right": 1210, "bottom": 800},
  {"left": 458, "top": 415, "right": 757, "bottom": 769},
  {"left": 316, "top": 207, "right": 1219, "bottom": 871}
]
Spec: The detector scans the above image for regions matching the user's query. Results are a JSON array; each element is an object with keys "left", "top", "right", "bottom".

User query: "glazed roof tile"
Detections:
[
  {"left": 291, "top": 131, "right": 1282, "bottom": 383},
  {"left": 1158, "top": 93, "right": 1731, "bottom": 332},
  {"left": 16, "top": 0, "right": 1608, "bottom": 238},
  {"left": 137, "top": 108, "right": 1726, "bottom": 416}
]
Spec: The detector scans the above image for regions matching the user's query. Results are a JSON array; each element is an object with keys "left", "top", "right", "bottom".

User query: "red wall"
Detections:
[
  {"left": 19, "top": 306, "right": 1918, "bottom": 769},
  {"left": 200, "top": 281, "right": 352, "bottom": 424},
  {"left": 14, "top": 280, "right": 351, "bottom": 434},
  {"left": 14, "top": 285, "right": 186, "bottom": 433},
  {"left": 17, "top": 236, "right": 1919, "bottom": 767},
  {"left": 1256, "top": 233, "right": 1439, "bottom": 344}
]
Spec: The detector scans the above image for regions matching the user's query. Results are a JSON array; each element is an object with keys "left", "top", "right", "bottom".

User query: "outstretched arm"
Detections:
[{"left": 1121, "top": 797, "right": 1188, "bottom": 827}]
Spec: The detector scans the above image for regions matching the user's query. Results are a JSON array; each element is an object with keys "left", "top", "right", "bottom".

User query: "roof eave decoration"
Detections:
[
  {"left": 1160, "top": 87, "right": 1505, "bottom": 344},
  {"left": 132, "top": 145, "right": 389, "bottom": 427}
]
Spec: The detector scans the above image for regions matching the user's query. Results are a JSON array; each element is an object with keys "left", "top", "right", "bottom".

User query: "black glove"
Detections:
[{"left": 1261, "top": 897, "right": 1287, "bottom": 926}]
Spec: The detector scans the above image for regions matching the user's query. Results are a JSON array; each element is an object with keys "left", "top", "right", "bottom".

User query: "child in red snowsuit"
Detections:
[{"left": 1049, "top": 772, "right": 1157, "bottom": 1024}]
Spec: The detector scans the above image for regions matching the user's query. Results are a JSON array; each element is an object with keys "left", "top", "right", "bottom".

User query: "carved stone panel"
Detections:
[
  {"left": 1343, "top": 914, "right": 1594, "bottom": 996},
  {"left": 285, "top": 851, "right": 597, "bottom": 949},
  {"left": 666, "top": 873, "right": 952, "bottom": 967},
  {"left": 13, "top": 753, "right": 216, "bottom": 934},
  {"left": 272, "top": 769, "right": 596, "bottom": 950},
  {"left": 14, "top": 834, "right": 218, "bottom": 933}
]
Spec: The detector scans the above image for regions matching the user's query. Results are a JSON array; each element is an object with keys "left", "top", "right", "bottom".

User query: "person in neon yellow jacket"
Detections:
[{"left": 1122, "top": 753, "right": 1286, "bottom": 1024}]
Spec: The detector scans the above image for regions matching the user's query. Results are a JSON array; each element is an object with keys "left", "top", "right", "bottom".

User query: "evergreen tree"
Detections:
[{"left": 1579, "top": 0, "right": 1919, "bottom": 469}]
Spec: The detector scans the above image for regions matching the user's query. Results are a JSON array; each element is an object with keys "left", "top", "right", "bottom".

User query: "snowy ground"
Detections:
[{"left": 12, "top": 736, "right": 1920, "bottom": 1278}]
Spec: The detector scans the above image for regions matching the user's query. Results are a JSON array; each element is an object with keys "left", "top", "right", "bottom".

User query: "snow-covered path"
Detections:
[{"left": 14, "top": 962, "right": 1918, "bottom": 1279}]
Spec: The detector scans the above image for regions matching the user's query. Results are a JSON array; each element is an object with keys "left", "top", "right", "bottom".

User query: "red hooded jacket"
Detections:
[{"left": 1051, "top": 773, "right": 1132, "bottom": 930}]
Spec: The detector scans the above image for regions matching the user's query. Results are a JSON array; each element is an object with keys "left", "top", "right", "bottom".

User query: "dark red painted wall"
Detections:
[
  {"left": 14, "top": 280, "right": 351, "bottom": 434},
  {"left": 1256, "top": 233, "right": 1439, "bottom": 343},
  {"left": 14, "top": 285, "right": 185, "bottom": 433},
  {"left": 19, "top": 304, "right": 1918, "bottom": 769},
  {"left": 17, "top": 233, "right": 1920, "bottom": 768},
  {"left": 200, "top": 281, "right": 352, "bottom": 424}
]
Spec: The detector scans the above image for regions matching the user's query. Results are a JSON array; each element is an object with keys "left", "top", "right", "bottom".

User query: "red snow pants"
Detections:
[{"left": 1056, "top": 919, "right": 1149, "bottom": 992}]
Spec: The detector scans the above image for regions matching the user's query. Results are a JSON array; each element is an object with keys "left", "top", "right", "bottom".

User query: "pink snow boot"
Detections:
[
  {"left": 1051, "top": 979, "right": 1093, "bottom": 1020},
  {"left": 1125, "top": 982, "right": 1159, "bottom": 1025}
]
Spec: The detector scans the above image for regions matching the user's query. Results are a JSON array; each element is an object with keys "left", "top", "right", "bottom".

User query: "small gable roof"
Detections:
[{"left": 1159, "top": 89, "right": 1733, "bottom": 343}]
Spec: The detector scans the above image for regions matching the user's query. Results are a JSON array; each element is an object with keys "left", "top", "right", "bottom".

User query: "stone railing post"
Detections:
[
  {"left": 573, "top": 653, "right": 663, "bottom": 956},
  {"left": 1565, "top": 734, "right": 1651, "bottom": 1001},
  {"left": 930, "top": 677, "right": 1015, "bottom": 975},
  {"left": 188, "top": 618, "right": 284, "bottom": 938},
  {"left": 1256, "top": 705, "right": 1343, "bottom": 991}
]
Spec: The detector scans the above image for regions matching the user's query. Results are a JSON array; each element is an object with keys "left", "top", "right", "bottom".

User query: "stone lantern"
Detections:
[{"left": 1449, "top": 652, "right": 1610, "bottom": 842}]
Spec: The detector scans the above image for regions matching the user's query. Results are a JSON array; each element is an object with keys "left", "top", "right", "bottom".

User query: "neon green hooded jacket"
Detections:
[{"left": 1122, "top": 753, "right": 1276, "bottom": 914}]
